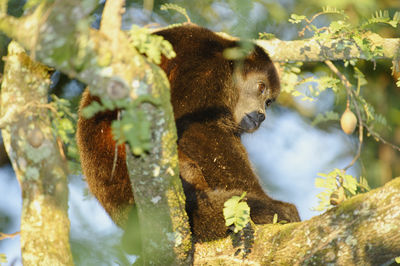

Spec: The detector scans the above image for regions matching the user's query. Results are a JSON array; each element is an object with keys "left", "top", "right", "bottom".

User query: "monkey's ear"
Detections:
[{"left": 248, "top": 45, "right": 272, "bottom": 62}]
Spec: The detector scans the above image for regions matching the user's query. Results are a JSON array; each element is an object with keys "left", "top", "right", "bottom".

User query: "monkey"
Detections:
[{"left": 76, "top": 24, "right": 300, "bottom": 243}]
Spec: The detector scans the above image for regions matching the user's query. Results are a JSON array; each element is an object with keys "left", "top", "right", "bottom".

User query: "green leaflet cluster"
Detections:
[
  {"left": 82, "top": 93, "right": 161, "bottom": 156},
  {"left": 314, "top": 168, "right": 370, "bottom": 211},
  {"left": 223, "top": 192, "right": 250, "bottom": 233},
  {"left": 82, "top": 22, "right": 176, "bottom": 156},
  {"left": 128, "top": 25, "right": 176, "bottom": 65},
  {"left": 50, "top": 94, "right": 80, "bottom": 172},
  {"left": 282, "top": 7, "right": 396, "bottom": 138}
]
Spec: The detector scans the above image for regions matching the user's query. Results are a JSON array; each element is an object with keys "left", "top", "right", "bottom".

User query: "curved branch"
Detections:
[{"left": 194, "top": 177, "right": 400, "bottom": 265}]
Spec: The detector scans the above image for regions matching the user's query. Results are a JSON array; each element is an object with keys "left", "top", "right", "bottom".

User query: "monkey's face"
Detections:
[{"left": 233, "top": 71, "right": 280, "bottom": 133}]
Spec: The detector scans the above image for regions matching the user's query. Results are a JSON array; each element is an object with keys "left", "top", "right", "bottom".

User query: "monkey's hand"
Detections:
[{"left": 247, "top": 195, "right": 301, "bottom": 224}]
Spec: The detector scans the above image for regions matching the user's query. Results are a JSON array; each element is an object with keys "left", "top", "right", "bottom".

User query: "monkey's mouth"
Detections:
[{"left": 240, "top": 113, "right": 261, "bottom": 133}]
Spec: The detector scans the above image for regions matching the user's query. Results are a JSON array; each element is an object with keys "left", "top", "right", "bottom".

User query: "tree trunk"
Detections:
[{"left": 1, "top": 41, "right": 73, "bottom": 266}]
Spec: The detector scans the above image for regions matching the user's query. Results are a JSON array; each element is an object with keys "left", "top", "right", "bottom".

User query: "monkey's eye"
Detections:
[
  {"left": 265, "top": 99, "right": 273, "bottom": 107},
  {"left": 257, "top": 82, "right": 266, "bottom": 94}
]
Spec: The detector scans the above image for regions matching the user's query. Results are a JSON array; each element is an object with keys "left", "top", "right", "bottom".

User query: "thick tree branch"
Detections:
[
  {"left": 1, "top": 41, "right": 73, "bottom": 265},
  {"left": 194, "top": 177, "right": 400, "bottom": 265},
  {"left": 99, "top": 1, "right": 192, "bottom": 264},
  {"left": 257, "top": 36, "right": 400, "bottom": 62}
]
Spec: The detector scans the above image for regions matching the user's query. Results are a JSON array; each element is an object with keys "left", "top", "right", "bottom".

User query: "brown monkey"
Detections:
[{"left": 77, "top": 24, "right": 300, "bottom": 242}]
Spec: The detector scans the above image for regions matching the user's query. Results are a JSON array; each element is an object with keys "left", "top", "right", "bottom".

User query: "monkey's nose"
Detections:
[{"left": 257, "top": 112, "right": 265, "bottom": 122}]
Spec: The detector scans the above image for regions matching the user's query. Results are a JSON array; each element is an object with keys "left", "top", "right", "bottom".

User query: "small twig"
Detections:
[
  {"left": 325, "top": 60, "right": 400, "bottom": 171},
  {"left": 110, "top": 110, "right": 121, "bottom": 180},
  {"left": 35, "top": 103, "right": 57, "bottom": 113},
  {"left": 298, "top": 10, "right": 334, "bottom": 37},
  {"left": 0, "top": 231, "right": 20, "bottom": 240},
  {"left": 57, "top": 137, "right": 66, "bottom": 160},
  {"left": 324, "top": 60, "right": 363, "bottom": 171},
  {"left": 0, "top": 101, "right": 56, "bottom": 129},
  {"left": 364, "top": 123, "right": 400, "bottom": 152}
]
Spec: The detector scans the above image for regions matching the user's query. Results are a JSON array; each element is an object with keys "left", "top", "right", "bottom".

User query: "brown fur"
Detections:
[{"left": 76, "top": 24, "right": 300, "bottom": 242}]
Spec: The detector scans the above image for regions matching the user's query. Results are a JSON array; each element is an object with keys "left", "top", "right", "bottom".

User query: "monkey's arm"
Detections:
[{"left": 177, "top": 125, "right": 299, "bottom": 242}]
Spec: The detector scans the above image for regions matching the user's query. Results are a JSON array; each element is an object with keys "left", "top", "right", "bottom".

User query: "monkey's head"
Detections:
[
  {"left": 232, "top": 46, "right": 280, "bottom": 133},
  {"left": 156, "top": 25, "right": 280, "bottom": 135}
]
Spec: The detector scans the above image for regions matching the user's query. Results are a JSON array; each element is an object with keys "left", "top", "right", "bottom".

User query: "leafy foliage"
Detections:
[
  {"left": 283, "top": 6, "right": 400, "bottom": 133},
  {"left": 0, "top": 253, "right": 7, "bottom": 265},
  {"left": 284, "top": 8, "right": 398, "bottom": 189},
  {"left": 223, "top": 192, "right": 250, "bottom": 233},
  {"left": 288, "top": 14, "right": 306, "bottom": 24},
  {"left": 82, "top": 94, "right": 160, "bottom": 156},
  {"left": 50, "top": 95, "right": 80, "bottom": 172},
  {"left": 280, "top": 62, "right": 341, "bottom": 101},
  {"left": 361, "top": 10, "right": 400, "bottom": 28},
  {"left": 160, "top": 3, "right": 191, "bottom": 23},
  {"left": 83, "top": 23, "right": 176, "bottom": 156},
  {"left": 314, "top": 169, "right": 370, "bottom": 211},
  {"left": 356, "top": 94, "right": 388, "bottom": 130},
  {"left": 128, "top": 25, "right": 176, "bottom": 65},
  {"left": 258, "top": 32, "right": 276, "bottom": 40},
  {"left": 312, "top": 111, "right": 340, "bottom": 126}
]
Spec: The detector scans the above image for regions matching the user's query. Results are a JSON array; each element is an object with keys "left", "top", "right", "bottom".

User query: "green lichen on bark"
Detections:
[
  {"left": 0, "top": 41, "right": 73, "bottom": 266},
  {"left": 256, "top": 34, "right": 400, "bottom": 62},
  {"left": 125, "top": 63, "right": 192, "bottom": 264},
  {"left": 194, "top": 177, "right": 400, "bottom": 265}
]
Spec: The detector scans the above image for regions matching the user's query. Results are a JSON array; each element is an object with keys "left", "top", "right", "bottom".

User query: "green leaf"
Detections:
[
  {"left": 128, "top": 25, "right": 176, "bottom": 65},
  {"left": 395, "top": 256, "right": 400, "bottom": 264},
  {"left": 329, "top": 20, "right": 349, "bottom": 33},
  {"left": 272, "top": 213, "right": 278, "bottom": 224},
  {"left": 359, "top": 176, "right": 371, "bottom": 192},
  {"left": 112, "top": 109, "right": 152, "bottom": 156},
  {"left": 312, "top": 111, "right": 340, "bottom": 126},
  {"left": 362, "top": 10, "right": 399, "bottom": 28},
  {"left": 258, "top": 32, "right": 276, "bottom": 40},
  {"left": 289, "top": 14, "right": 306, "bottom": 24},
  {"left": 322, "top": 6, "right": 346, "bottom": 16},
  {"left": 81, "top": 101, "right": 105, "bottom": 118},
  {"left": 314, "top": 168, "right": 372, "bottom": 211},
  {"left": 315, "top": 178, "right": 327, "bottom": 188},
  {"left": 0, "top": 253, "right": 7, "bottom": 263},
  {"left": 223, "top": 192, "right": 250, "bottom": 233},
  {"left": 160, "top": 3, "right": 191, "bottom": 23},
  {"left": 342, "top": 174, "right": 358, "bottom": 195}
]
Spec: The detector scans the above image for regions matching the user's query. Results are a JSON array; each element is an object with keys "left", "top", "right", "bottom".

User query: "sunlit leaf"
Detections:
[{"left": 223, "top": 192, "right": 250, "bottom": 233}]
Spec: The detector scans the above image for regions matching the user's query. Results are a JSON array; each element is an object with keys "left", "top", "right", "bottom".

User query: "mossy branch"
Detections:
[
  {"left": 194, "top": 177, "right": 400, "bottom": 265},
  {"left": 257, "top": 35, "right": 400, "bottom": 62},
  {"left": 1, "top": 41, "right": 73, "bottom": 265}
]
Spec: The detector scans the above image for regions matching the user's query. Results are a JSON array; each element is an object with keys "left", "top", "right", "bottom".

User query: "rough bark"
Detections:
[
  {"left": 256, "top": 35, "right": 400, "bottom": 62},
  {"left": 194, "top": 177, "right": 400, "bottom": 265},
  {"left": 100, "top": 1, "right": 192, "bottom": 264},
  {"left": 0, "top": 42, "right": 73, "bottom": 265}
]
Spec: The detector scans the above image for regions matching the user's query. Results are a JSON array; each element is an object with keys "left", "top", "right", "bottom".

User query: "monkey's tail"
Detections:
[{"left": 76, "top": 89, "right": 134, "bottom": 226}]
